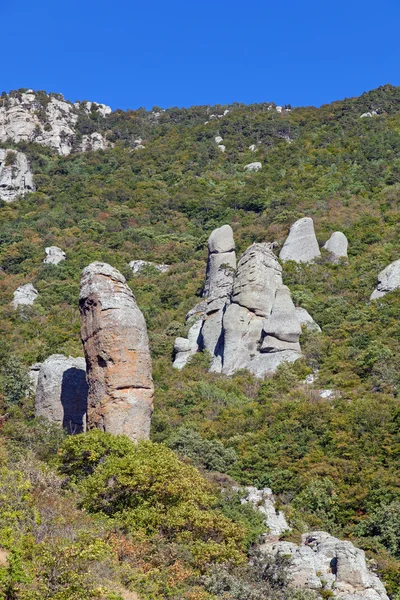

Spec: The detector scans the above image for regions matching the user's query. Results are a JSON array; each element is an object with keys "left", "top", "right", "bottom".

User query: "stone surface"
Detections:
[
  {"left": 43, "top": 246, "right": 66, "bottom": 265},
  {"left": 79, "top": 262, "right": 154, "bottom": 440},
  {"left": 0, "top": 149, "right": 35, "bottom": 202},
  {"left": 215, "top": 136, "right": 223, "bottom": 144},
  {"left": 12, "top": 283, "right": 38, "bottom": 308},
  {"left": 323, "top": 231, "right": 348, "bottom": 260},
  {"left": 35, "top": 354, "right": 87, "bottom": 434},
  {"left": 244, "top": 161, "right": 262, "bottom": 172},
  {"left": 0, "top": 90, "right": 110, "bottom": 155},
  {"left": 79, "top": 132, "right": 108, "bottom": 152},
  {"left": 129, "top": 260, "right": 170, "bottom": 274},
  {"left": 172, "top": 320, "right": 203, "bottom": 370},
  {"left": 28, "top": 363, "right": 42, "bottom": 395},
  {"left": 279, "top": 217, "right": 321, "bottom": 263},
  {"left": 370, "top": 258, "right": 400, "bottom": 300},
  {"left": 241, "top": 487, "right": 289, "bottom": 537},
  {"left": 295, "top": 307, "right": 321, "bottom": 332}
]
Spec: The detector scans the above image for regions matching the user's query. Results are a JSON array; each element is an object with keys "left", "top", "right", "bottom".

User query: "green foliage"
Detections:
[
  {"left": 167, "top": 426, "right": 238, "bottom": 472},
  {"left": 355, "top": 502, "right": 400, "bottom": 558},
  {"left": 0, "top": 356, "right": 30, "bottom": 408}
]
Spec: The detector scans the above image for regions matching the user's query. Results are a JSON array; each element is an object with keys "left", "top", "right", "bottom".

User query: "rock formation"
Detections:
[
  {"left": 28, "top": 363, "right": 42, "bottom": 395},
  {"left": 295, "top": 307, "right": 321, "bottom": 332},
  {"left": 79, "top": 132, "right": 108, "bottom": 152},
  {"left": 370, "top": 258, "right": 400, "bottom": 300},
  {"left": 279, "top": 217, "right": 321, "bottom": 263},
  {"left": 43, "top": 246, "right": 66, "bottom": 265},
  {"left": 244, "top": 487, "right": 389, "bottom": 600},
  {"left": 79, "top": 262, "right": 154, "bottom": 440},
  {"left": 323, "top": 231, "right": 348, "bottom": 261},
  {"left": 173, "top": 227, "right": 303, "bottom": 377},
  {"left": 244, "top": 161, "right": 262, "bottom": 172},
  {"left": 129, "top": 260, "right": 170, "bottom": 274},
  {"left": 35, "top": 354, "right": 87, "bottom": 434},
  {"left": 0, "top": 149, "right": 35, "bottom": 202},
  {"left": 0, "top": 90, "right": 111, "bottom": 155},
  {"left": 12, "top": 283, "right": 38, "bottom": 308}
]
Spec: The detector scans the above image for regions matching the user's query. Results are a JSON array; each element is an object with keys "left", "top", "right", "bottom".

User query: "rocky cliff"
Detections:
[{"left": 0, "top": 149, "right": 35, "bottom": 201}]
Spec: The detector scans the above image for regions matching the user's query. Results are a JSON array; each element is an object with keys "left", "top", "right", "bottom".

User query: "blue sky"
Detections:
[{"left": 2, "top": 0, "right": 399, "bottom": 110}]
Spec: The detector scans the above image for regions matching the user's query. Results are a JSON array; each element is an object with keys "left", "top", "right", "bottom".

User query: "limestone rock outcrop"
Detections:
[
  {"left": 35, "top": 354, "right": 87, "bottom": 434},
  {"left": 79, "top": 132, "right": 108, "bottom": 152},
  {"left": 129, "top": 260, "right": 170, "bottom": 274},
  {"left": 279, "top": 217, "right": 321, "bottom": 263},
  {"left": 243, "top": 488, "right": 388, "bottom": 600},
  {"left": 0, "top": 149, "right": 35, "bottom": 202},
  {"left": 370, "top": 258, "right": 400, "bottom": 300},
  {"left": 12, "top": 283, "right": 38, "bottom": 308},
  {"left": 323, "top": 231, "right": 348, "bottom": 261},
  {"left": 28, "top": 363, "right": 42, "bottom": 395},
  {"left": 0, "top": 90, "right": 111, "bottom": 155},
  {"left": 44, "top": 246, "right": 66, "bottom": 265},
  {"left": 244, "top": 161, "right": 262, "bottom": 172},
  {"left": 173, "top": 227, "right": 303, "bottom": 377},
  {"left": 295, "top": 307, "right": 321, "bottom": 332},
  {"left": 79, "top": 262, "right": 154, "bottom": 440}
]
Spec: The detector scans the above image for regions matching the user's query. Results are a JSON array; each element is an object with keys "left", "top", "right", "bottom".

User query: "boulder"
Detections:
[
  {"left": 79, "top": 262, "right": 154, "bottom": 440},
  {"left": 323, "top": 231, "right": 348, "bottom": 260},
  {"left": 35, "top": 354, "right": 87, "bottom": 434},
  {"left": 215, "top": 136, "right": 223, "bottom": 144},
  {"left": 204, "top": 225, "right": 236, "bottom": 306},
  {"left": 262, "top": 285, "right": 302, "bottom": 348},
  {"left": 244, "top": 161, "right": 262, "bottom": 172},
  {"left": 295, "top": 307, "right": 321, "bottom": 332},
  {"left": 44, "top": 246, "right": 66, "bottom": 265},
  {"left": 370, "top": 258, "right": 400, "bottom": 300},
  {"left": 28, "top": 363, "right": 42, "bottom": 395},
  {"left": 173, "top": 320, "right": 202, "bottom": 370},
  {"left": 0, "top": 149, "right": 35, "bottom": 202},
  {"left": 279, "top": 217, "right": 321, "bottom": 263},
  {"left": 12, "top": 283, "right": 38, "bottom": 308},
  {"left": 129, "top": 260, "right": 170, "bottom": 274}
]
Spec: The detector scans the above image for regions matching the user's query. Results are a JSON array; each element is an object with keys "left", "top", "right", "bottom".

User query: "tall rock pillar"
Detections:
[{"left": 79, "top": 262, "right": 154, "bottom": 440}]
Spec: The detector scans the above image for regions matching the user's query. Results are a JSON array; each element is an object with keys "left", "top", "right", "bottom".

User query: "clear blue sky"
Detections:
[{"left": 2, "top": 0, "right": 399, "bottom": 111}]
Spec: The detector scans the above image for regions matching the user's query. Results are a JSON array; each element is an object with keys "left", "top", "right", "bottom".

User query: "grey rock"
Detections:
[
  {"left": 370, "top": 258, "right": 400, "bottom": 300},
  {"left": 35, "top": 354, "right": 87, "bottom": 434},
  {"left": 214, "top": 136, "right": 223, "bottom": 144},
  {"left": 244, "top": 161, "right": 262, "bottom": 172},
  {"left": 173, "top": 320, "right": 202, "bottom": 370},
  {"left": 0, "top": 149, "right": 35, "bottom": 202},
  {"left": 28, "top": 363, "right": 42, "bottom": 395},
  {"left": 263, "top": 285, "right": 302, "bottom": 344},
  {"left": 44, "top": 246, "right": 66, "bottom": 265},
  {"left": 279, "top": 217, "right": 321, "bottom": 263},
  {"left": 79, "top": 132, "right": 108, "bottom": 152},
  {"left": 79, "top": 262, "right": 154, "bottom": 440},
  {"left": 323, "top": 231, "right": 348, "bottom": 260},
  {"left": 129, "top": 260, "right": 170, "bottom": 274},
  {"left": 241, "top": 487, "right": 290, "bottom": 537},
  {"left": 249, "top": 144, "right": 257, "bottom": 152},
  {"left": 295, "top": 307, "right": 322, "bottom": 332},
  {"left": 12, "top": 283, "right": 38, "bottom": 308}
]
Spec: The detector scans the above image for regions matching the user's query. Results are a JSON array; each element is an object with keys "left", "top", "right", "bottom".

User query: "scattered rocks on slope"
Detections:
[
  {"left": 0, "top": 90, "right": 110, "bottom": 155},
  {"left": 0, "top": 149, "right": 35, "bottom": 202},
  {"left": 79, "top": 132, "right": 108, "bottom": 152},
  {"left": 323, "top": 231, "right": 348, "bottom": 261},
  {"left": 279, "top": 217, "right": 321, "bottom": 263},
  {"left": 173, "top": 228, "right": 303, "bottom": 377},
  {"left": 370, "top": 258, "right": 400, "bottom": 300},
  {"left": 35, "top": 354, "right": 87, "bottom": 434},
  {"left": 244, "top": 161, "right": 262, "bottom": 172},
  {"left": 43, "top": 246, "right": 66, "bottom": 265},
  {"left": 12, "top": 283, "right": 38, "bottom": 308},
  {"left": 295, "top": 307, "right": 321, "bottom": 332},
  {"left": 79, "top": 262, "right": 154, "bottom": 440},
  {"left": 243, "top": 488, "right": 389, "bottom": 600},
  {"left": 129, "top": 260, "right": 170, "bottom": 274}
]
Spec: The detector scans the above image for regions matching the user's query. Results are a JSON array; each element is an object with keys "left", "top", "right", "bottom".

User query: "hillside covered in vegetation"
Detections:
[{"left": 0, "top": 84, "right": 400, "bottom": 599}]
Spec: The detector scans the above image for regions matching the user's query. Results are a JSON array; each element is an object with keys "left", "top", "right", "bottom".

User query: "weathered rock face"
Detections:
[
  {"left": 0, "top": 90, "right": 111, "bottom": 155},
  {"left": 323, "top": 231, "right": 348, "bottom": 261},
  {"left": 173, "top": 229, "right": 303, "bottom": 377},
  {"left": 12, "top": 283, "right": 38, "bottom": 308},
  {"left": 129, "top": 260, "right": 170, "bottom": 274},
  {"left": 295, "top": 307, "right": 321, "bottom": 332},
  {"left": 35, "top": 354, "right": 87, "bottom": 434},
  {"left": 79, "top": 262, "right": 154, "bottom": 440},
  {"left": 28, "top": 363, "right": 42, "bottom": 395},
  {"left": 43, "top": 246, "right": 66, "bottom": 265},
  {"left": 279, "top": 217, "right": 321, "bottom": 263},
  {"left": 370, "top": 258, "right": 400, "bottom": 300},
  {"left": 244, "top": 488, "right": 389, "bottom": 600},
  {"left": 79, "top": 132, "right": 108, "bottom": 152},
  {"left": 0, "top": 149, "right": 35, "bottom": 202}
]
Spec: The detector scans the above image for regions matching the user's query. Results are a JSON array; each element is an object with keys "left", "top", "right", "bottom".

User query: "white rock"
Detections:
[
  {"left": 279, "top": 217, "right": 321, "bottom": 263},
  {"left": 360, "top": 111, "right": 378, "bottom": 118},
  {"left": 44, "top": 246, "right": 66, "bottom": 265},
  {"left": 370, "top": 258, "right": 400, "bottom": 300},
  {"left": 12, "top": 283, "right": 38, "bottom": 308},
  {"left": 217, "top": 144, "right": 226, "bottom": 152},
  {"left": 79, "top": 132, "right": 108, "bottom": 152},
  {"left": 276, "top": 106, "right": 283, "bottom": 113},
  {"left": 173, "top": 319, "right": 203, "bottom": 370},
  {"left": 249, "top": 144, "right": 257, "bottom": 152},
  {"left": 323, "top": 231, "right": 348, "bottom": 260},
  {"left": 241, "top": 487, "right": 290, "bottom": 537},
  {"left": 0, "top": 149, "right": 35, "bottom": 202},
  {"left": 295, "top": 307, "right": 321, "bottom": 333},
  {"left": 129, "top": 260, "right": 170, "bottom": 274},
  {"left": 244, "top": 161, "right": 262, "bottom": 172},
  {"left": 215, "top": 136, "right": 223, "bottom": 144},
  {"left": 83, "top": 101, "right": 112, "bottom": 117},
  {"left": 320, "top": 389, "right": 335, "bottom": 399}
]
